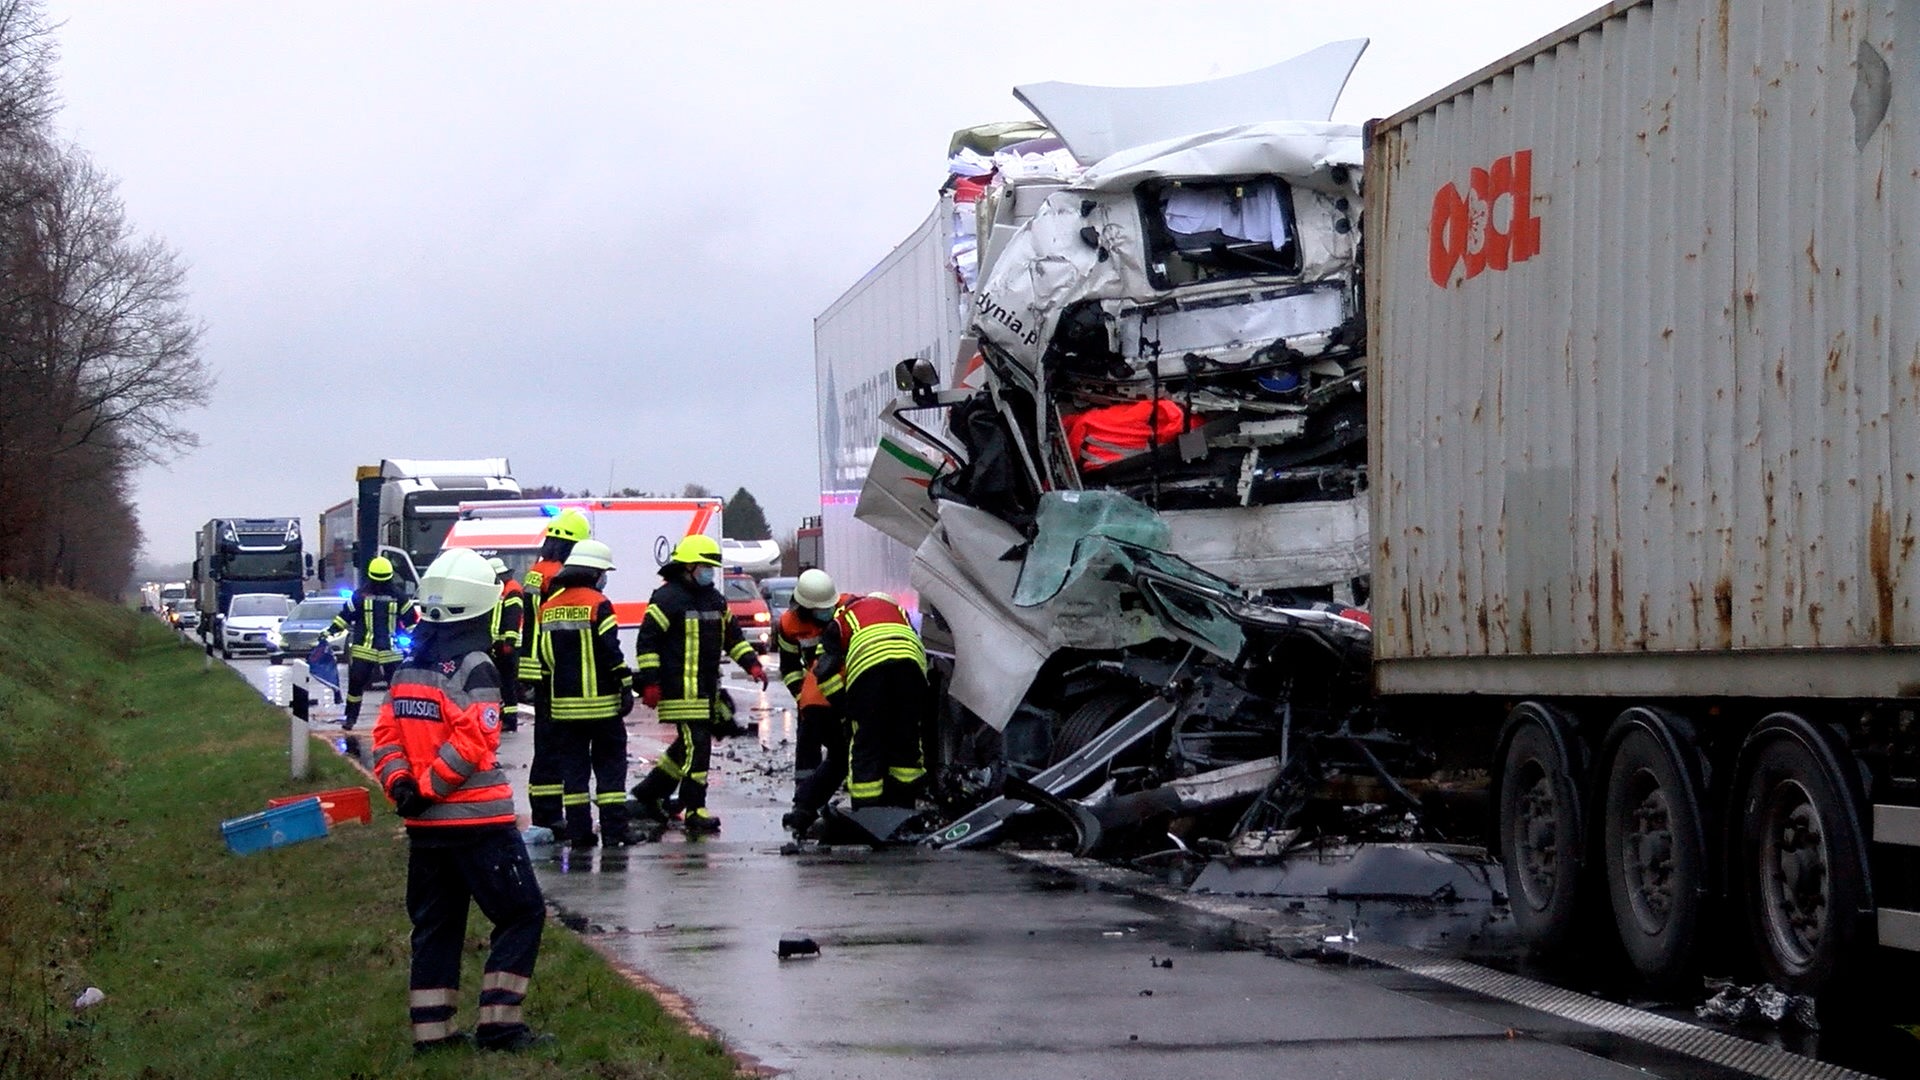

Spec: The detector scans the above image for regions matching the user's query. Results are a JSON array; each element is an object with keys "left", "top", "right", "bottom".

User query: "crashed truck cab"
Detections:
[{"left": 853, "top": 49, "right": 1405, "bottom": 856}]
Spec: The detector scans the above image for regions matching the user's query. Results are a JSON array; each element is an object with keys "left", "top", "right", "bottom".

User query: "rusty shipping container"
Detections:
[{"left": 1367, "top": 0, "right": 1920, "bottom": 699}]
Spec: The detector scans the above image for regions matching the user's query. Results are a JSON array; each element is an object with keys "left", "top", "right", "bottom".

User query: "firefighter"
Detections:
[
  {"left": 788, "top": 588, "right": 929, "bottom": 830},
  {"left": 371, "top": 547, "right": 550, "bottom": 1054},
  {"left": 518, "top": 509, "right": 590, "bottom": 837},
  {"left": 535, "top": 539, "right": 637, "bottom": 849},
  {"left": 328, "top": 555, "right": 414, "bottom": 731},
  {"left": 626, "top": 534, "right": 766, "bottom": 836},
  {"left": 774, "top": 569, "right": 848, "bottom": 823},
  {"left": 486, "top": 558, "right": 524, "bottom": 734}
]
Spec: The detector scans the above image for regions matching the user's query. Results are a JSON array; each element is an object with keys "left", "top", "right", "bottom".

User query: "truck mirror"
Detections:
[
  {"left": 894, "top": 357, "right": 938, "bottom": 393},
  {"left": 304, "top": 554, "right": 315, "bottom": 574}
]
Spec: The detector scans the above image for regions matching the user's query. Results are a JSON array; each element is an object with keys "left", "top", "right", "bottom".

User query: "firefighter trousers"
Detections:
[
  {"left": 793, "top": 709, "right": 851, "bottom": 815},
  {"left": 553, "top": 717, "right": 630, "bottom": 843},
  {"left": 343, "top": 656, "right": 398, "bottom": 729},
  {"left": 490, "top": 647, "right": 520, "bottom": 731},
  {"left": 405, "top": 827, "right": 543, "bottom": 1048},
  {"left": 524, "top": 684, "right": 564, "bottom": 830},
  {"left": 632, "top": 719, "right": 713, "bottom": 814},
  {"left": 846, "top": 659, "right": 929, "bottom": 809},
  {"left": 793, "top": 704, "right": 836, "bottom": 797}
]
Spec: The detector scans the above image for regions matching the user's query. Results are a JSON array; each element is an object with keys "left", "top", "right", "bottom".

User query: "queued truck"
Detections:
[
  {"left": 191, "top": 518, "right": 305, "bottom": 649},
  {"left": 826, "top": 0, "right": 1920, "bottom": 1001},
  {"left": 316, "top": 458, "right": 521, "bottom": 593}
]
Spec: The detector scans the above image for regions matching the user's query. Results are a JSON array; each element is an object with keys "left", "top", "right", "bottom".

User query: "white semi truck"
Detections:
[{"left": 827, "top": 0, "right": 1920, "bottom": 1001}]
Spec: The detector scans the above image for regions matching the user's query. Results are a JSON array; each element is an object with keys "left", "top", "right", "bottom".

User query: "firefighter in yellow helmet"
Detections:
[
  {"left": 518, "top": 509, "right": 590, "bottom": 839},
  {"left": 328, "top": 554, "right": 417, "bottom": 731},
  {"left": 626, "top": 534, "right": 765, "bottom": 836}
]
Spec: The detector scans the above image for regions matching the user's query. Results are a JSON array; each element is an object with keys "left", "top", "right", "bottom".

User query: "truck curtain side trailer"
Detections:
[
  {"left": 1367, "top": 0, "right": 1920, "bottom": 995},
  {"left": 191, "top": 517, "right": 304, "bottom": 640}
]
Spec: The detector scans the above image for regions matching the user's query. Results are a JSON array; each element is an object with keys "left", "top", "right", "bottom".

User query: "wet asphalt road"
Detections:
[{"left": 221, "top": 646, "right": 1893, "bottom": 1080}]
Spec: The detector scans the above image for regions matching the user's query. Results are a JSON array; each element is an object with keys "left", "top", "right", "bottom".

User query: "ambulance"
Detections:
[{"left": 440, "top": 497, "right": 722, "bottom": 628}]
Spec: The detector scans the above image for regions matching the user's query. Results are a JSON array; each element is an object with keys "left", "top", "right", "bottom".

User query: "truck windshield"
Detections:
[{"left": 224, "top": 552, "right": 302, "bottom": 578}]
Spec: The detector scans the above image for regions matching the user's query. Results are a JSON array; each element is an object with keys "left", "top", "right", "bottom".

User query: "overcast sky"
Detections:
[{"left": 44, "top": 0, "right": 1599, "bottom": 565}]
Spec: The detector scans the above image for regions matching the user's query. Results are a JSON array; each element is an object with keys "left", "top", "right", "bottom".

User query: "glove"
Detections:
[
  {"left": 745, "top": 662, "right": 768, "bottom": 689},
  {"left": 389, "top": 778, "right": 432, "bottom": 818},
  {"left": 641, "top": 684, "right": 662, "bottom": 709},
  {"left": 619, "top": 687, "right": 635, "bottom": 718}
]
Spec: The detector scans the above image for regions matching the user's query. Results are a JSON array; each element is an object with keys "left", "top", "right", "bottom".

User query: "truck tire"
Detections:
[
  {"left": 1601, "top": 714, "right": 1706, "bottom": 985},
  {"left": 1498, "top": 706, "right": 1586, "bottom": 954},
  {"left": 1736, "top": 726, "right": 1869, "bottom": 995},
  {"left": 1050, "top": 689, "right": 1148, "bottom": 766}
]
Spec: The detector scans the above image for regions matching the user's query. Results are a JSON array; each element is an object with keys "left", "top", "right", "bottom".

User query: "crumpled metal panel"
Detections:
[{"left": 1369, "top": 0, "right": 1920, "bottom": 695}]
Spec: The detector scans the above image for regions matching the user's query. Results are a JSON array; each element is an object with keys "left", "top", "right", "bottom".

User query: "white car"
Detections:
[{"left": 219, "top": 593, "right": 295, "bottom": 659}]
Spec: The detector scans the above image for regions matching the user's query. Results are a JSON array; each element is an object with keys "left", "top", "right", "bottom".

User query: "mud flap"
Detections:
[
  {"left": 927, "top": 697, "right": 1175, "bottom": 849},
  {"left": 818, "top": 805, "right": 924, "bottom": 846}
]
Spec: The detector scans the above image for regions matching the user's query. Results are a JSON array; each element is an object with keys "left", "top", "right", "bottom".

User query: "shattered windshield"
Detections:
[{"left": 1140, "top": 176, "right": 1301, "bottom": 289}]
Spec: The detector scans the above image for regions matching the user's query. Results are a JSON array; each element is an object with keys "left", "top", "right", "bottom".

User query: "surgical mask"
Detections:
[
  {"left": 809, "top": 606, "right": 836, "bottom": 622},
  {"left": 692, "top": 566, "right": 716, "bottom": 587}
]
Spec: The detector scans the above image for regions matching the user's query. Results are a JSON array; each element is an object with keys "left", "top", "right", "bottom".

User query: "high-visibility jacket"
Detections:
[
  {"left": 330, "top": 587, "right": 414, "bottom": 663},
  {"left": 516, "top": 557, "right": 563, "bottom": 683},
  {"left": 536, "top": 581, "right": 632, "bottom": 721},
  {"left": 816, "top": 594, "right": 925, "bottom": 700},
  {"left": 370, "top": 619, "right": 516, "bottom": 828},
  {"left": 490, "top": 577, "right": 524, "bottom": 652},
  {"left": 634, "top": 576, "right": 756, "bottom": 723},
  {"left": 775, "top": 604, "right": 846, "bottom": 710}
]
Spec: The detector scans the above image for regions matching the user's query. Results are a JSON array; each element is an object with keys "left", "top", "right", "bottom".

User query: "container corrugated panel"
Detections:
[
  {"left": 1368, "top": 0, "right": 1920, "bottom": 698},
  {"left": 814, "top": 199, "right": 969, "bottom": 599}
]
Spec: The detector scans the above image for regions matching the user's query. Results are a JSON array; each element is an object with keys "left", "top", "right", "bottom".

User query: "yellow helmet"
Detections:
[
  {"left": 670, "top": 534, "right": 723, "bottom": 567},
  {"left": 366, "top": 555, "right": 394, "bottom": 582},
  {"left": 544, "top": 509, "right": 590, "bottom": 542}
]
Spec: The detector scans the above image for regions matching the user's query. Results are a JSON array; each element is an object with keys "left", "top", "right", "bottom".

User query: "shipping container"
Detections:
[{"left": 1367, "top": 0, "right": 1920, "bottom": 996}]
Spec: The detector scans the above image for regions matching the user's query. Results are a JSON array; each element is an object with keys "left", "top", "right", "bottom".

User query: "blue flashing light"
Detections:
[
  {"left": 541, "top": 504, "right": 560, "bottom": 517},
  {"left": 337, "top": 588, "right": 353, "bottom": 599},
  {"left": 395, "top": 631, "right": 414, "bottom": 654}
]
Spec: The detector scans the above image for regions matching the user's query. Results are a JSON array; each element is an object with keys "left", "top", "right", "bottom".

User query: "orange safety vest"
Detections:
[
  {"left": 775, "top": 607, "right": 831, "bottom": 710},
  {"left": 371, "top": 648, "right": 516, "bottom": 828}
]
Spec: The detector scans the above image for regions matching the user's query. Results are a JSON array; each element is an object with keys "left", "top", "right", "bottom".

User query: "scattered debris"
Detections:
[
  {"left": 72, "top": 987, "right": 105, "bottom": 1010},
  {"left": 777, "top": 935, "right": 820, "bottom": 959},
  {"left": 1150, "top": 957, "right": 1173, "bottom": 969},
  {"left": 522, "top": 826, "right": 556, "bottom": 846},
  {"left": 1696, "top": 981, "right": 1819, "bottom": 1030}
]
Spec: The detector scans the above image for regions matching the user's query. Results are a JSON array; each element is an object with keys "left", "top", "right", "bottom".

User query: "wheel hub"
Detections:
[
  {"left": 1760, "top": 781, "right": 1829, "bottom": 969},
  {"left": 1620, "top": 772, "right": 1676, "bottom": 931},
  {"left": 1516, "top": 770, "right": 1560, "bottom": 908}
]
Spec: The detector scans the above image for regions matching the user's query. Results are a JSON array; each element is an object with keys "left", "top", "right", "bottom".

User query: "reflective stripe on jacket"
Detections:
[
  {"left": 536, "top": 584, "right": 632, "bottom": 721},
  {"left": 516, "top": 558, "right": 562, "bottom": 682},
  {"left": 330, "top": 589, "right": 410, "bottom": 663},
  {"left": 817, "top": 594, "right": 924, "bottom": 699},
  {"left": 370, "top": 634, "right": 515, "bottom": 828},
  {"left": 634, "top": 576, "right": 755, "bottom": 723},
  {"left": 775, "top": 606, "right": 835, "bottom": 710},
  {"left": 490, "top": 578, "right": 524, "bottom": 649}
]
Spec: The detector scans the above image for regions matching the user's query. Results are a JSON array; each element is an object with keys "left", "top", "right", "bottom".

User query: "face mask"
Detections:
[
  {"left": 693, "top": 567, "right": 716, "bottom": 587},
  {"left": 810, "top": 606, "right": 836, "bottom": 622}
]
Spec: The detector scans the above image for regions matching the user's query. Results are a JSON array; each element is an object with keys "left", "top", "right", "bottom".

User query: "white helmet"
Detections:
[
  {"left": 794, "top": 568, "right": 837, "bottom": 609},
  {"left": 417, "top": 548, "right": 503, "bottom": 623},
  {"left": 564, "top": 538, "right": 615, "bottom": 572},
  {"left": 486, "top": 556, "right": 510, "bottom": 579}
]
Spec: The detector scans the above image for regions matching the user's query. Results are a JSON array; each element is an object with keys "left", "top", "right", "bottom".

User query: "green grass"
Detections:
[{"left": 0, "top": 587, "right": 744, "bottom": 1079}]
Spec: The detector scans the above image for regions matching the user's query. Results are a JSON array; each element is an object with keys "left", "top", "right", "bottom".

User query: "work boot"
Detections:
[
  {"left": 781, "top": 806, "right": 817, "bottom": 837},
  {"left": 413, "top": 1031, "right": 472, "bottom": 1055},
  {"left": 683, "top": 808, "right": 722, "bottom": 836},
  {"left": 569, "top": 831, "right": 598, "bottom": 851},
  {"left": 627, "top": 795, "right": 670, "bottom": 825},
  {"left": 476, "top": 1025, "right": 555, "bottom": 1053}
]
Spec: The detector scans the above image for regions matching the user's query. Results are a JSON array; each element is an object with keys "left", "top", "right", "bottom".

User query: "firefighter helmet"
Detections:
[
  {"left": 564, "top": 539, "right": 615, "bottom": 572},
  {"left": 794, "top": 568, "right": 837, "bottom": 609},
  {"left": 486, "top": 557, "right": 510, "bottom": 579},
  {"left": 366, "top": 555, "right": 394, "bottom": 582},
  {"left": 416, "top": 548, "right": 502, "bottom": 623},
  {"left": 670, "top": 534, "right": 723, "bottom": 567},
  {"left": 544, "top": 509, "right": 590, "bottom": 542}
]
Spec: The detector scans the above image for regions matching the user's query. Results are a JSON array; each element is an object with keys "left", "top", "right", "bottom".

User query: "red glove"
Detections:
[
  {"left": 746, "top": 662, "right": 768, "bottom": 689},
  {"left": 641, "top": 684, "right": 662, "bottom": 709}
]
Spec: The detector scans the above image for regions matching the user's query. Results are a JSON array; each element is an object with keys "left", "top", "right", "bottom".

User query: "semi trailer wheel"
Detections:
[
  {"left": 1601, "top": 712, "right": 1707, "bottom": 985},
  {"left": 1736, "top": 726, "right": 1868, "bottom": 995},
  {"left": 1498, "top": 704, "right": 1586, "bottom": 953},
  {"left": 1049, "top": 689, "right": 1148, "bottom": 766}
]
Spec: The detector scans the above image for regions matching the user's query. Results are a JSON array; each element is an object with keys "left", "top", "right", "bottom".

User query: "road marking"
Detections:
[{"left": 1008, "top": 851, "right": 1883, "bottom": 1080}]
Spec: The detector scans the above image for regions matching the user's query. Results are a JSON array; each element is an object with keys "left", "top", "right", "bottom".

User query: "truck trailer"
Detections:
[
  {"left": 317, "top": 459, "right": 521, "bottom": 592},
  {"left": 191, "top": 517, "right": 304, "bottom": 642},
  {"left": 835, "top": 0, "right": 1920, "bottom": 1003}
]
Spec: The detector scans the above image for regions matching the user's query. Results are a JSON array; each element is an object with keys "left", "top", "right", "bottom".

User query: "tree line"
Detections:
[{"left": 0, "top": 1, "right": 208, "bottom": 597}]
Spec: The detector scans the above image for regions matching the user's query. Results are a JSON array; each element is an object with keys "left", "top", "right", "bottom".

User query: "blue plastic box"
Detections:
[{"left": 221, "top": 797, "right": 328, "bottom": 855}]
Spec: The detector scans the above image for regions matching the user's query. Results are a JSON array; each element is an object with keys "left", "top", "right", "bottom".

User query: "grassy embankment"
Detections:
[{"left": 0, "top": 587, "right": 742, "bottom": 1079}]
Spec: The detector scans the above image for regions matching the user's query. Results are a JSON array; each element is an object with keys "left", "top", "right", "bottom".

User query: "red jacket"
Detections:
[{"left": 371, "top": 623, "right": 516, "bottom": 828}]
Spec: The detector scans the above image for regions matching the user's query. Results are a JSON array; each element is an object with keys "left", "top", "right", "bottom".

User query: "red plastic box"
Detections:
[{"left": 268, "top": 786, "right": 372, "bottom": 827}]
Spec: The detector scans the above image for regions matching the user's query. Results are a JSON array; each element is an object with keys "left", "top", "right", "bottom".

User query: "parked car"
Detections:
[
  {"left": 165, "top": 598, "right": 200, "bottom": 631},
  {"left": 759, "top": 575, "right": 797, "bottom": 617},
  {"left": 722, "top": 570, "right": 772, "bottom": 651},
  {"left": 269, "top": 595, "right": 349, "bottom": 662},
  {"left": 218, "top": 593, "right": 295, "bottom": 659}
]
